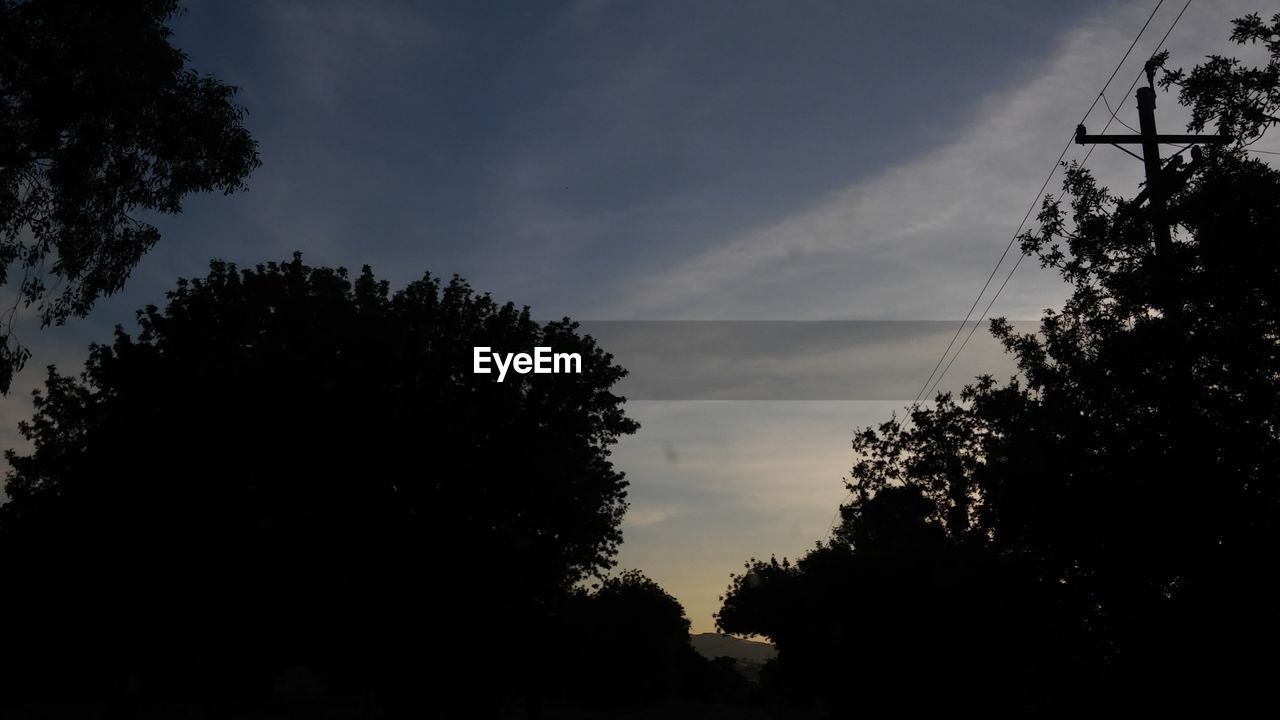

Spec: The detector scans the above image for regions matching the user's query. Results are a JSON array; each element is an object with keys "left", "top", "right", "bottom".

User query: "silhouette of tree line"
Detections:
[
  {"left": 0, "top": 254, "right": 754, "bottom": 717},
  {"left": 719, "top": 13, "right": 1280, "bottom": 718},
  {"left": 0, "top": 256, "right": 621, "bottom": 713},
  {"left": 1, "top": 4, "right": 756, "bottom": 715},
  {"left": 3, "top": 2, "right": 1280, "bottom": 717}
]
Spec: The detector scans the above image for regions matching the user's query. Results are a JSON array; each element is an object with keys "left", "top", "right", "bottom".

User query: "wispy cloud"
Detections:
[
  {"left": 261, "top": 0, "right": 434, "bottom": 113},
  {"left": 6, "top": 0, "right": 1275, "bottom": 631},
  {"left": 623, "top": 502, "right": 686, "bottom": 529},
  {"left": 602, "top": 0, "right": 1262, "bottom": 322},
  {"left": 609, "top": 0, "right": 1276, "bottom": 633}
]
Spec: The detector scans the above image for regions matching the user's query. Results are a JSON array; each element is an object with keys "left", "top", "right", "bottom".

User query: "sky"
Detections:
[{"left": 3, "top": 0, "right": 1278, "bottom": 633}]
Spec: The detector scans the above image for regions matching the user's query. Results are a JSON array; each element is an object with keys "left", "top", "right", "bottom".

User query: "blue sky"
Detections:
[{"left": 3, "top": 0, "right": 1277, "bottom": 632}]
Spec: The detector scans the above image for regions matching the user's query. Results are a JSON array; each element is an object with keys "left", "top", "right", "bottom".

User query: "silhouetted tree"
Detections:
[
  {"left": 717, "top": 486, "right": 1076, "bottom": 718},
  {"left": 720, "top": 15, "right": 1280, "bottom": 717},
  {"left": 553, "top": 570, "right": 703, "bottom": 709},
  {"left": 1154, "top": 12, "right": 1280, "bottom": 145},
  {"left": 0, "top": 0, "right": 260, "bottom": 392},
  {"left": 0, "top": 255, "right": 637, "bottom": 716},
  {"left": 537, "top": 569, "right": 757, "bottom": 713}
]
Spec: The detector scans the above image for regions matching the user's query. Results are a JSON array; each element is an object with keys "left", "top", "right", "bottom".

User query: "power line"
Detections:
[
  {"left": 830, "top": 0, "right": 1195, "bottom": 534},
  {"left": 1083, "top": 0, "right": 1194, "bottom": 165},
  {"left": 920, "top": 0, "right": 1196, "bottom": 407},
  {"left": 908, "top": 0, "right": 1168, "bottom": 417},
  {"left": 1102, "top": 93, "right": 1140, "bottom": 134}
]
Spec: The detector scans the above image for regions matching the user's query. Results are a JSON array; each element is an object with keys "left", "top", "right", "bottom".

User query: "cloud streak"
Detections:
[{"left": 602, "top": 0, "right": 1263, "bottom": 322}]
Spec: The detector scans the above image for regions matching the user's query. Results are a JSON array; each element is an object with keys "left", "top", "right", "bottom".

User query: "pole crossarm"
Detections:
[
  {"left": 1072, "top": 85, "right": 1235, "bottom": 319},
  {"left": 1075, "top": 127, "right": 1232, "bottom": 145}
]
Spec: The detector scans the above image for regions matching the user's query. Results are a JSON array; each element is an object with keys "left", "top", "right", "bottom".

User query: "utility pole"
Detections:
[
  {"left": 1074, "top": 64, "right": 1231, "bottom": 315},
  {"left": 1076, "top": 65, "right": 1234, "bottom": 466}
]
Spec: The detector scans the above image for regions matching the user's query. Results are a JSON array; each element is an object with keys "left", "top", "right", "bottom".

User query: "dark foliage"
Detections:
[
  {"left": 1155, "top": 12, "right": 1280, "bottom": 144},
  {"left": 719, "top": 16, "right": 1280, "bottom": 718},
  {"left": 0, "top": 0, "right": 260, "bottom": 392},
  {"left": 533, "top": 570, "right": 761, "bottom": 715},
  {"left": 551, "top": 571, "right": 708, "bottom": 709},
  {"left": 0, "top": 255, "right": 636, "bottom": 715},
  {"left": 718, "top": 486, "right": 1083, "bottom": 718}
]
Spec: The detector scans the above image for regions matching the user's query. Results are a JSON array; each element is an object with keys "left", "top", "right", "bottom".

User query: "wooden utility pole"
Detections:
[
  {"left": 1076, "top": 67, "right": 1234, "bottom": 469},
  {"left": 1074, "top": 65, "right": 1231, "bottom": 314}
]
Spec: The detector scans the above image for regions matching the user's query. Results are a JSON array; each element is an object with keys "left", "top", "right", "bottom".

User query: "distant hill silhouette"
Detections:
[
  {"left": 690, "top": 634, "right": 776, "bottom": 664},
  {"left": 689, "top": 634, "right": 774, "bottom": 684}
]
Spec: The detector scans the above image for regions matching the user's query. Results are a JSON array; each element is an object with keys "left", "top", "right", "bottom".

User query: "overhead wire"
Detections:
[
  {"left": 905, "top": 0, "right": 1168, "bottom": 419},
  {"left": 828, "top": 0, "right": 1196, "bottom": 534},
  {"left": 1102, "top": 93, "right": 1141, "bottom": 133},
  {"left": 921, "top": 0, "right": 1198, "bottom": 407}
]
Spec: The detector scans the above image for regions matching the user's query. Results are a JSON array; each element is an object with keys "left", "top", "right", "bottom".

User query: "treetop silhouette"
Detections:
[
  {"left": 720, "top": 14, "right": 1280, "bottom": 717},
  {"left": 0, "top": 0, "right": 260, "bottom": 392},
  {"left": 0, "top": 254, "right": 638, "bottom": 714}
]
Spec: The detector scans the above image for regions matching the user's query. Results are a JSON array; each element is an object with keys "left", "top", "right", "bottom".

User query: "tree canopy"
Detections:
[
  {"left": 0, "top": 255, "right": 637, "bottom": 712},
  {"left": 720, "top": 14, "right": 1280, "bottom": 717},
  {"left": 554, "top": 570, "right": 703, "bottom": 708},
  {"left": 0, "top": 0, "right": 260, "bottom": 392}
]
